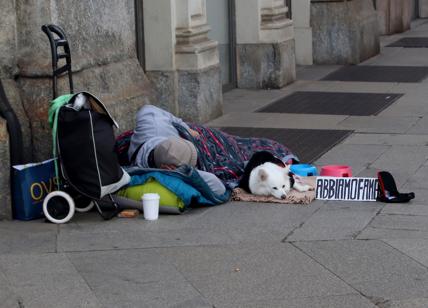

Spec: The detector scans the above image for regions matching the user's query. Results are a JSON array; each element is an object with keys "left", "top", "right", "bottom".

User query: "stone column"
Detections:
[
  {"left": 291, "top": 0, "right": 313, "bottom": 65},
  {"left": 376, "top": 0, "right": 412, "bottom": 35},
  {"left": 144, "top": 0, "right": 178, "bottom": 114},
  {"left": 235, "top": 0, "right": 295, "bottom": 89},
  {"left": 311, "top": 0, "right": 380, "bottom": 65},
  {"left": 420, "top": 0, "right": 428, "bottom": 17},
  {"left": 144, "top": 0, "right": 223, "bottom": 122}
]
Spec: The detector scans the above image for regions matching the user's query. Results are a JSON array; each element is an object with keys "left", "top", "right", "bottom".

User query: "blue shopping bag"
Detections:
[{"left": 12, "top": 158, "right": 58, "bottom": 220}]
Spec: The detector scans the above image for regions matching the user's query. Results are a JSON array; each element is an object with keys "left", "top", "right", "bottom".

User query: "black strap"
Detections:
[{"left": 130, "top": 143, "right": 144, "bottom": 164}]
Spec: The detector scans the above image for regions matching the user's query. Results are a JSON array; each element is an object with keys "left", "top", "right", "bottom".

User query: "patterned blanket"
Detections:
[
  {"left": 115, "top": 124, "right": 298, "bottom": 188},
  {"left": 174, "top": 123, "right": 298, "bottom": 188}
]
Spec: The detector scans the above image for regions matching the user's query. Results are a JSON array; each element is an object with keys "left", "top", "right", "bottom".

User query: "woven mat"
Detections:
[{"left": 231, "top": 177, "right": 316, "bottom": 205}]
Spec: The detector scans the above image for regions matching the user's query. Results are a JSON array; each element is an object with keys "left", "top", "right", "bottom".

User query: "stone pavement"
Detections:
[{"left": 2, "top": 21, "right": 428, "bottom": 308}]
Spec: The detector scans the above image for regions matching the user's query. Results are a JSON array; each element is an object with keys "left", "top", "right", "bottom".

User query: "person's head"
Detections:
[{"left": 154, "top": 137, "right": 197, "bottom": 169}]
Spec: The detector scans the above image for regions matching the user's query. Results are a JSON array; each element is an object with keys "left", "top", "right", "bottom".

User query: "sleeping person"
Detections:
[
  {"left": 127, "top": 104, "right": 299, "bottom": 189},
  {"left": 128, "top": 104, "right": 226, "bottom": 195}
]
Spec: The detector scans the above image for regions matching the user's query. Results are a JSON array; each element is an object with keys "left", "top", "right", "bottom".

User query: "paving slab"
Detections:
[
  {"left": 286, "top": 202, "right": 381, "bottom": 241},
  {"left": 59, "top": 213, "right": 146, "bottom": 233},
  {"left": 158, "top": 242, "right": 357, "bottom": 307},
  {"left": 58, "top": 224, "right": 235, "bottom": 252},
  {"left": 58, "top": 202, "right": 320, "bottom": 252},
  {"left": 384, "top": 239, "right": 428, "bottom": 269},
  {"left": 391, "top": 81, "right": 428, "bottom": 94},
  {"left": 68, "top": 249, "right": 211, "bottom": 308},
  {"left": 338, "top": 116, "right": 420, "bottom": 134},
  {"left": 295, "top": 240, "right": 428, "bottom": 302},
  {"left": 181, "top": 201, "right": 320, "bottom": 243},
  {"left": 343, "top": 133, "right": 428, "bottom": 146},
  {"left": 403, "top": 165, "right": 428, "bottom": 190},
  {"left": 386, "top": 90, "right": 428, "bottom": 102},
  {"left": 0, "top": 221, "right": 57, "bottom": 255},
  {"left": 368, "top": 214, "right": 428, "bottom": 232},
  {"left": 353, "top": 167, "right": 382, "bottom": 178},
  {"left": 379, "top": 102, "right": 428, "bottom": 117},
  {"left": 370, "top": 145, "right": 428, "bottom": 186},
  {"left": 0, "top": 253, "right": 99, "bottom": 308},
  {"left": 221, "top": 81, "right": 322, "bottom": 114},
  {"left": 358, "top": 227, "right": 428, "bottom": 240},
  {"left": 362, "top": 49, "right": 428, "bottom": 67},
  {"left": 0, "top": 269, "right": 20, "bottom": 308},
  {"left": 383, "top": 297, "right": 428, "bottom": 308},
  {"left": 218, "top": 294, "right": 376, "bottom": 308},
  {"left": 208, "top": 112, "right": 348, "bottom": 130},
  {"left": 407, "top": 116, "right": 428, "bottom": 134},
  {"left": 381, "top": 204, "right": 428, "bottom": 216},
  {"left": 222, "top": 88, "right": 291, "bottom": 113},
  {"left": 296, "top": 65, "right": 342, "bottom": 81},
  {"left": 314, "top": 144, "right": 389, "bottom": 175},
  {"left": 378, "top": 92, "right": 428, "bottom": 117}
]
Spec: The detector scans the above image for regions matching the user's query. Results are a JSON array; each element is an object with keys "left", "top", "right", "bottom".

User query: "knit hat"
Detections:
[{"left": 154, "top": 137, "right": 197, "bottom": 168}]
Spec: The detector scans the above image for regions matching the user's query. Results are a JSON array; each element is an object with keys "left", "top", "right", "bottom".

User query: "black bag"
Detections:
[
  {"left": 56, "top": 92, "right": 130, "bottom": 199},
  {"left": 377, "top": 171, "right": 415, "bottom": 203}
]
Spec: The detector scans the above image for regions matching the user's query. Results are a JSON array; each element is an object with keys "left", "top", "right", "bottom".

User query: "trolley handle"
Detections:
[{"left": 41, "top": 24, "right": 74, "bottom": 99}]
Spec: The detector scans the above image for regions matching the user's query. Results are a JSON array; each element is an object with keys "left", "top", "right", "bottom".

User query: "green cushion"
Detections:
[{"left": 117, "top": 178, "right": 185, "bottom": 213}]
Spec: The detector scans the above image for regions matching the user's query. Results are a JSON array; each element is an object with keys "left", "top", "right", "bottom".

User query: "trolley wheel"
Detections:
[
  {"left": 43, "top": 191, "right": 75, "bottom": 224},
  {"left": 74, "top": 195, "right": 95, "bottom": 213},
  {"left": 75, "top": 201, "right": 94, "bottom": 213}
]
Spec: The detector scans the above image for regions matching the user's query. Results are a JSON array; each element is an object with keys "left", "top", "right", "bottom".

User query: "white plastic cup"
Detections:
[{"left": 142, "top": 193, "right": 160, "bottom": 221}]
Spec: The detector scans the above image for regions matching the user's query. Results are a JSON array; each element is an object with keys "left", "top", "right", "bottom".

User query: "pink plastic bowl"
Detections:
[{"left": 320, "top": 165, "right": 352, "bottom": 177}]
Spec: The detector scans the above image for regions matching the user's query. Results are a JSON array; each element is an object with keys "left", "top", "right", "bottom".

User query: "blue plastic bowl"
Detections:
[{"left": 290, "top": 164, "right": 318, "bottom": 176}]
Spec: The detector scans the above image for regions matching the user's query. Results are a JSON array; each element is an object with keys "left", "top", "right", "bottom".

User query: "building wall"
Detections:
[
  {"left": 292, "top": 0, "right": 313, "bottom": 65},
  {"left": 144, "top": 0, "right": 223, "bottom": 122},
  {"left": 15, "top": 0, "right": 155, "bottom": 162},
  {"left": 235, "top": 0, "right": 296, "bottom": 88},
  {"left": 0, "top": 0, "right": 18, "bottom": 219},
  {"left": 311, "top": 0, "right": 380, "bottom": 65},
  {"left": 0, "top": 0, "right": 155, "bottom": 219},
  {"left": 420, "top": 0, "right": 428, "bottom": 17}
]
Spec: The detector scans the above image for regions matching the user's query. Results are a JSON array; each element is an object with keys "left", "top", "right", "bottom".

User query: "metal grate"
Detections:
[
  {"left": 218, "top": 127, "right": 353, "bottom": 163},
  {"left": 257, "top": 91, "right": 403, "bottom": 116},
  {"left": 387, "top": 37, "right": 428, "bottom": 48},
  {"left": 322, "top": 66, "right": 428, "bottom": 83}
]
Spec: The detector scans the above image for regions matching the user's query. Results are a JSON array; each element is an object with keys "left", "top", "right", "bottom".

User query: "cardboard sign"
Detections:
[{"left": 316, "top": 177, "right": 378, "bottom": 202}]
